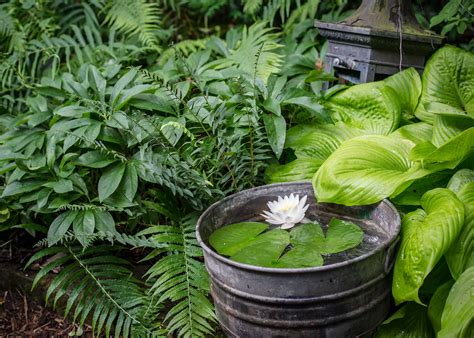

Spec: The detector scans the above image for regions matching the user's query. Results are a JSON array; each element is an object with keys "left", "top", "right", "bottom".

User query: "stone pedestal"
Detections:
[{"left": 316, "top": 0, "right": 443, "bottom": 85}]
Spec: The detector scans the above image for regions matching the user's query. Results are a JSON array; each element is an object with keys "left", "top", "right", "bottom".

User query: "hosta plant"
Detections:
[{"left": 268, "top": 45, "right": 473, "bottom": 337}]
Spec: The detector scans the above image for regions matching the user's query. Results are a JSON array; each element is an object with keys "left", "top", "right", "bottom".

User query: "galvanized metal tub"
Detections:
[{"left": 196, "top": 182, "right": 400, "bottom": 337}]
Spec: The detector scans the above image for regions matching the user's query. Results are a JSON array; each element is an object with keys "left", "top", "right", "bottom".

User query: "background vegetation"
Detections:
[{"left": 0, "top": 0, "right": 472, "bottom": 336}]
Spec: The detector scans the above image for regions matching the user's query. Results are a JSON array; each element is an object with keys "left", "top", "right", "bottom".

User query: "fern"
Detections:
[
  {"left": 25, "top": 245, "right": 165, "bottom": 337},
  {"left": 159, "top": 38, "right": 209, "bottom": 65},
  {"left": 226, "top": 22, "right": 283, "bottom": 81},
  {"left": 143, "top": 214, "right": 217, "bottom": 337},
  {"left": 105, "top": 0, "right": 162, "bottom": 49},
  {"left": 0, "top": 5, "right": 14, "bottom": 38},
  {"left": 243, "top": 0, "right": 263, "bottom": 16}
]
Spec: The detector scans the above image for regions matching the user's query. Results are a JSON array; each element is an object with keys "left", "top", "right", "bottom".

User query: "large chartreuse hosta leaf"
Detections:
[
  {"left": 446, "top": 172, "right": 474, "bottom": 279},
  {"left": 325, "top": 82, "right": 401, "bottom": 134},
  {"left": 383, "top": 68, "right": 422, "bottom": 120},
  {"left": 439, "top": 267, "right": 474, "bottom": 338},
  {"left": 312, "top": 135, "right": 431, "bottom": 206},
  {"left": 390, "top": 122, "right": 433, "bottom": 145},
  {"left": 415, "top": 45, "right": 474, "bottom": 123},
  {"left": 265, "top": 122, "right": 366, "bottom": 183},
  {"left": 432, "top": 115, "right": 474, "bottom": 147},
  {"left": 285, "top": 122, "right": 365, "bottom": 160},
  {"left": 410, "top": 127, "right": 474, "bottom": 170},
  {"left": 392, "top": 188, "right": 464, "bottom": 304},
  {"left": 265, "top": 158, "right": 324, "bottom": 183}
]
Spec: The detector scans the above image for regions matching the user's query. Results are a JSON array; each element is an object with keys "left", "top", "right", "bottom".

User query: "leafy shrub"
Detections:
[
  {"left": 0, "top": 1, "right": 333, "bottom": 336},
  {"left": 1, "top": 0, "right": 472, "bottom": 336}
]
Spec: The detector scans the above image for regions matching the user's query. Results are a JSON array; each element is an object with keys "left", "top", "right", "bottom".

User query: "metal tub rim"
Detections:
[{"left": 196, "top": 181, "right": 401, "bottom": 274}]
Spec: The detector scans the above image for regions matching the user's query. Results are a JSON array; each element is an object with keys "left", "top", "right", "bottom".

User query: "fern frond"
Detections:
[
  {"left": 0, "top": 5, "right": 14, "bottom": 38},
  {"left": 145, "top": 214, "right": 217, "bottom": 337},
  {"left": 25, "top": 245, "right": 165, "bottom": 337},
  {"left": 35, "top": 230, "right": 165, "bottom": 250},
  {"left": 226, "top": 22, "right": 283, "bottom": 82},
  {"left": 105, "top": 0, "right": 161, "bottom": 49},
  {"left": 159, "top": 38, "right": 209, "bottom": 65},
  {"left": 243, "top": 0, "right": 263, "bottom": 16}
]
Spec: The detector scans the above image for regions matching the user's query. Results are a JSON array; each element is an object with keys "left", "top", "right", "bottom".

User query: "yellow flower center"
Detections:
[{"left": 277, "top": 201, "right": 296, "bottom": 213}]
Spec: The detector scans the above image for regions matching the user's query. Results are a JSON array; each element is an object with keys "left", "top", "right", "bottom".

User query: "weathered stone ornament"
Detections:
[{"left": 316, "top": 0, "right": 443, "bottom": 85}]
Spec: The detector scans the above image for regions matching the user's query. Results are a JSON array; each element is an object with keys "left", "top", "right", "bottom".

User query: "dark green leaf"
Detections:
[
  {"left": 122, "top": 164, "right": 138, "bottom": 202},
  {"left": 47, "top": 211, "right": 78, "bottom": 246},
  {"left": 94, "top": 210, "right": 116, "bottom": 233},
  {"left": 73, "top": 210, "right": 95, "bottom": 246},
  {"left": 2, "top": 180, "right": 44, "bottom": 198},
  {"left": 374, "top": 302, "right": 434, "bottom": 337},
  {"left": 110, "top": 69, "right": 137, "bottom": 107},
  {"left": 75, "top": 151, "right": 117, "bottom": 168},
  {"left": 428, "top": 281, "right": 454, "bottom": 333},
  {"left": 263, "top": 113, "right": 286, "bottom": 159},
  {"left": 98, "top": 163, "right": 126, "bottom": 202},
  {"left": 54, "top": 105, "right": 89, "bottom": 117},
  {"left": 43, "top": 179, "right": 74, "bottom": 194}
]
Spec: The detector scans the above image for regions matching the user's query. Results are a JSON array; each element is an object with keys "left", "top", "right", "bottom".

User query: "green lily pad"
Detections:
[
  {"left": 290, "top": 222, "right": 325, "bottom": 246},
  {"left": 230, "top": 229, "right": 290, "bottom": 267},
  {"left": 290, "top": 219, "right": 364, "bottom": 254},
  {"left": 274, "top": 245, "right": 323, "bottom": 268},
  {"left": 209, "top": 221, "right": 268, "bottom": 256}
]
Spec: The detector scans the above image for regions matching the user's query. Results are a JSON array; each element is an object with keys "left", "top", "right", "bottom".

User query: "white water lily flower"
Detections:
[{"left": 261, "top": 193, "right": 309, "bottom": 230}]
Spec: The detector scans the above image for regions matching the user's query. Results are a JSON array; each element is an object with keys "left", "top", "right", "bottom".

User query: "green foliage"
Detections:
[
  {"left": 209, "top": 219, "right": 363, "bottom": 268},
  {"left": 25, "top": 245, "right": 164, "bottom": 337},
  {"left": 1, "top": 0, "right": 471, "bottom": 336},
  {"left": 438, "top": 267, "right": 474, "bottom": 337},
  {"left": 105, "top": 0, "right": 162, "bottom": 48},
  {"left": 1, "top": 1, "right": 335, "bottom": 335},
  {"left": 392, "top": 189, "right": 464, "bottom": 304},
  {"left": 270, "top": 45, "right": 473, "bottom": 335},
  {"left": 375, "top": 302, "right": 434, "bottom": 337},
  {"left": 429, "top": 0, "right": 474, "bottom": 37},
  {"left": 143, "top": 214, "right": 217, "bottom": 336}
]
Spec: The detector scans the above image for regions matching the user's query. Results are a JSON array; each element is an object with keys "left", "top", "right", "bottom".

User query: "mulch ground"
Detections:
[
  {"left": 0, "top": 231, "right": 93, "bottom": 337},
  {"left": 0, "top": 289, "right": 92, "bottom": 337}
]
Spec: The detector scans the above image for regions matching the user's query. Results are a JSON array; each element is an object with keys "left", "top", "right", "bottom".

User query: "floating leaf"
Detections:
[
  {"left": 230, "top": 229, "right": 290, "bottom": 267},
  {"left": 290, "top": 220, "right": 363, "bottom": 254},
  {"left": 209, "top": 222, "right": 269, "bottom": 256},
  {"left": 274, "top": 245, "right": 323, "bottom": 268}
]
